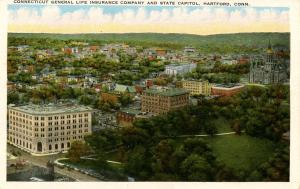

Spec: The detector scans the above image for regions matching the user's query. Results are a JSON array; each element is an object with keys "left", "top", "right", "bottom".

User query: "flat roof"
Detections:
[
  {"left": 213, "top": 83, "right": 244, "bottom": 89},
  {"left": 144, "top": 88, "right": 189, "bottom": 97},
  {"left": 8, "top": 104, "right": 93, "bottom": 115},
  {"left": 119, "top": 108, "right": 141, "bottom": 115}
]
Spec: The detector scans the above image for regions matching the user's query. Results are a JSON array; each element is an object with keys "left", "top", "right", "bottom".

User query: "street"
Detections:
[{"left": 7, "top": 144, "right": 101, "bottom": 181}]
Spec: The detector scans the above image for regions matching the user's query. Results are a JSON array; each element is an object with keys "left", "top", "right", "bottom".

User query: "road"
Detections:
[
  {"left": 175, "top": 131, "right": 245, "bottom": 138},
  {"left": 7, "top": 144, "right": 101, "bottom": 181}
]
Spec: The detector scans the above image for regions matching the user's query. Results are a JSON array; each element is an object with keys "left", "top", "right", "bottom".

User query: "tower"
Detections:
[{"left": 266, "top": 39, "right": 274, "bottom": 63}]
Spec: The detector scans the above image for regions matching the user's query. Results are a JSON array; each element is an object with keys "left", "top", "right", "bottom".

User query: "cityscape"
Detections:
[{"left": 6, "top": 5, "right": 290, "bottom": 182}]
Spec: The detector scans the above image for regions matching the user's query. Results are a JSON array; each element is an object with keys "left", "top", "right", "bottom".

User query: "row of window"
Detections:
[
  {"left": 34, "top": 129, "right": 89, "bottom": 137},
  {"left": 9, "top": 111, "right": 89, "bottom": 121},
  {"left": 10, "top": 124, "right": 89, "bottom": 131}
]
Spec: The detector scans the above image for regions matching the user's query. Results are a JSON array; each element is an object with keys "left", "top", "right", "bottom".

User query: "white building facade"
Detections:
[
  {"left": 165, "top": 63, "right": 197, "bottom": 76},
  {"left": 8, "top": 104, "right": 93, "bottom": 155}
]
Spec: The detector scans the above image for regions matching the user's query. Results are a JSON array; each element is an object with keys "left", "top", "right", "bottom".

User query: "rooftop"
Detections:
[
  {"left": 144, "top": 88, "right": 189, "bottom": 97},
  {"left": 8, "top": 103, "right": 93, "bottom": 115},
  {"left": 213, "top": 83, "right": 244, "bottom": 89}
]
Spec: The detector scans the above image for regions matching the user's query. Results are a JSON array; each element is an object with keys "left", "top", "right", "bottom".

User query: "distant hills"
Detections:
[{"left": 8, "top": 32, "right": 290, "bottom": 53}]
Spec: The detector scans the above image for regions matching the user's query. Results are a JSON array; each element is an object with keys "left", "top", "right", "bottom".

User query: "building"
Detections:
[
  {"left": 165, "top": 63, "right": 197, "bottom": 76},
  {"left": 116, "top": 108, "right": 155, "bottom": 127},
  {"left": 184, "top": 46, "right": 196, "bottom": 53},
  {"left": 211, "top": 84, "right": 244, "bottom": 97},
  {"left": 7, "top": 104, "right": 93, "bottom": 155},
  {"left": 156, "top": 49, "right": 167, "bottom": 57},
  {"left": 249, "top": 41, "right": 289, "bottom": 84},
  {"left": 181, "top": 80, "right": 212, "bottom": 96},
  {"left": 141, "top": 88, "right": 189, "bottom": 114}
]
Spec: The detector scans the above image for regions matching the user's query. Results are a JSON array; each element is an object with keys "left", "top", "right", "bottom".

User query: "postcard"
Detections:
[{"left": 0, "top": 0, "right": 300, "bottom": 188}]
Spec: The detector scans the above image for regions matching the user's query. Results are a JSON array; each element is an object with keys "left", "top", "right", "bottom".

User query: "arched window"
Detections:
[
  {"left": 61, "top": 143, "right": 64, "bottom": 149},
  {"left": 49, "top": 144, "right": 52, "bottom": 151},
  {"left": 37, "top": 142, "right": 42, "bottom": 152},
  {"left": 55, "top": 144, "right": 58, "bottom": 150},
  {"left": 67, "top": 142, "right": 70, "bottom": 148}
]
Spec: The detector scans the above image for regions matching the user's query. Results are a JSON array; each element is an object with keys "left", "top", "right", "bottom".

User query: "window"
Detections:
[
  {"left": 41, "top": 117, "right": 44, "bottom": 120},
  {"left": 48, "top": 117, "right": 52, "bottom": 121}
]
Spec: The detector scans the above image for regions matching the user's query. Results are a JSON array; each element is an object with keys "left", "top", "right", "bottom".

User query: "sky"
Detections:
[{"left": 8, "top": 5, "right": 289, "bottom": 35}]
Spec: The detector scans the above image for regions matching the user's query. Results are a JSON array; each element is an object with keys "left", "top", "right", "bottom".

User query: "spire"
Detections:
[
  {"left": 267, "top": 39, "right": 273, "bottom": 55},
  {"left": 268, "top": 39, "right": 272, "bottom": 50}
]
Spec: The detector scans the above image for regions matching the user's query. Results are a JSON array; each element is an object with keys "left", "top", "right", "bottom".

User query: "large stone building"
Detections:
[
  {"left": 7, "top": 104, "right": 93, "bottom": 155},
  {"left": 181, "top": 80, "right": 212, "bottom": 96},
  {"left": 165, "top": 63, "right": 197, "bottom": 76},
  {"left": 249, "top": 41, "right": 289, "bottom": 84},
  {"left": 141, "top": 88, "right": 189, "bottom": 114}
]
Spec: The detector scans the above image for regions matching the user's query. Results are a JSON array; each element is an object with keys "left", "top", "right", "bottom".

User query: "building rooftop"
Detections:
[
  {"left": 213, "top": 83, "right": 244, "bottom": 89},
  {"left": 8, "top": 103, "right": 93, "bottom": 115},
  {"left": 120, "top": 108, "right": 141, "bottom": 115},
  {"left": 144, "top": 88, "right": 189, "bottom": 97}
]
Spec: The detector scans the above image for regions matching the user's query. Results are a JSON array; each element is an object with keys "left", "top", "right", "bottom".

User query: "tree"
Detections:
[
  {"left": 180, "top": 154, "right": 212, "bottom": 181},
  {"left": 8, "top": 92, "right": 20, "bottom": 104},
  {"left": 119, "top": 94, "right": 133, "bottom": 107},
  {"left": 67, "top": 141, "right": 91, "bottom": 163}
]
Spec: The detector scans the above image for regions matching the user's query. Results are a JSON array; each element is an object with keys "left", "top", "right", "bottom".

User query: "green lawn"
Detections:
[{"left": 207, "top": 134, "right": 275, "bottom": 171}]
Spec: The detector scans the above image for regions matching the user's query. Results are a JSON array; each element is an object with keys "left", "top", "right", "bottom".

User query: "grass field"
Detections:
[{"left": 207, "top": 134, "right": 275, "bottom": 171}]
